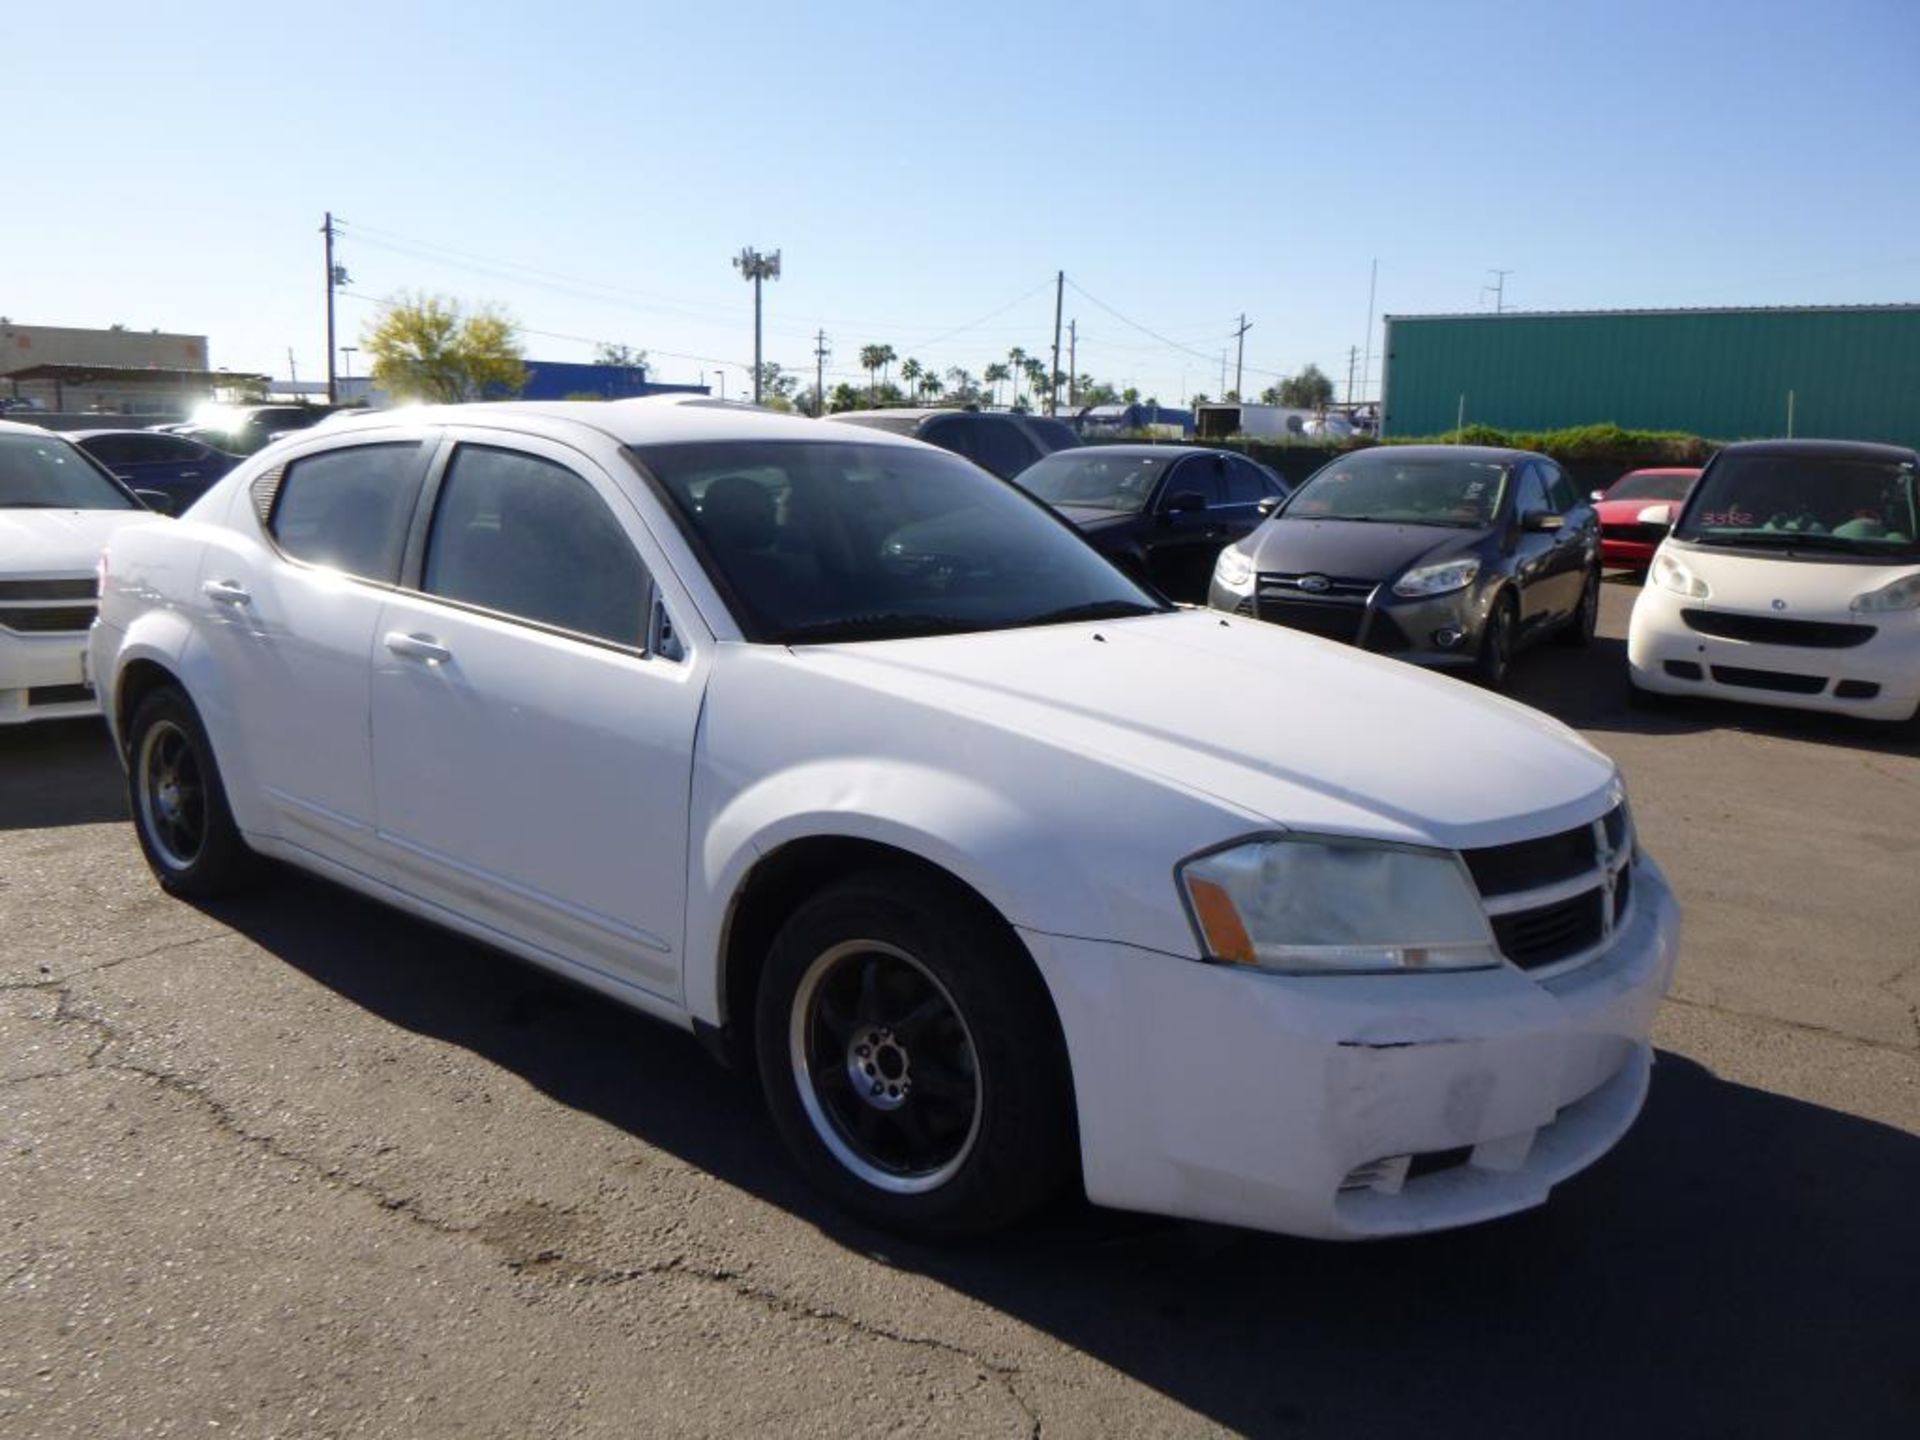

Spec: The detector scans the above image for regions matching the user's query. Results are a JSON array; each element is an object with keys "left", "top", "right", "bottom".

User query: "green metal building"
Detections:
[{"left": 1381, "top": 304, "right": 1920, "bottom": 447}]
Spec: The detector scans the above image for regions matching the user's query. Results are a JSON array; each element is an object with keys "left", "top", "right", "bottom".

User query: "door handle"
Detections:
[
  {"left": 384, "top": 631, "right": 452, "bottom": 664},
  {"left": 178, "top": 470, "right": 200, "bottom": 480},
  {"left": 201, "top": 579, "right": 251, "bottom": 605}
]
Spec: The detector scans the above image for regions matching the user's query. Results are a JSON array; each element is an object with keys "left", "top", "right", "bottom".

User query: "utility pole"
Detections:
[
  {"left": 1049, "top": 270, "right": 1064, "bottom": 416},
  {"left": 732, "top": 247, "right": 781, "bottom": 404},
  {"left": 1361, "top": 257, "right": 1378, "bottom": 406},
  {"left": 1232, "top": 314, "right": 1252, "bottom": 401},
  {"left": 288, "top": 347, "right": 298, "bottom": 394},
  {"left": 1483, "top": 268, "right": 1513, "bottom": 314},
  {"left": 813, "top": 329, "right": 830, "bottom": 417},
  {"left": 321, "top": 212, "right": 349, "bottom": 404},
  {"left": 341, "top": 346, "right": 358, "bottom": 387},
  {"left": 1345, "top": 345, "right": 1358, "bottom": 406},
  {"left": 1067, "top": 320, "right": 1077, "bottom": 408}
]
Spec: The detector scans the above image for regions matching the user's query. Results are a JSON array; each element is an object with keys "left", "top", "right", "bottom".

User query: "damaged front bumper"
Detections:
[{"left": 1022, "top": 855, "right": 1680, "bottom": 1239}]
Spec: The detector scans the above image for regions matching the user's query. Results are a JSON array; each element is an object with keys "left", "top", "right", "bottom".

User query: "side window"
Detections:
[
  {"left": 920, "top": 416, "right": 981, "bottom": 467},
  {"left": 269, "top": 442, "right": 422, "bottom": 582},
  {"left": 1515, "top": 464, "right": 1551, "bottom": 518},
  {"left": 85, "top": 435, "right": 137, "bottom": 466},
  {"left": 1168, "top": 455, "right": 1227, "bottom": 506},
  {"left": 1224, "top": 456, "right": 1269, "bottom": 505},
  {"left": 1544, "top": 463, "right": 1578, "bottom": 513},
  {"left": 423, "top": 445, "right": 649, "bottom": 649},
  {"left": 974, "top": 419, "right": 1041, "bottom": 480}
]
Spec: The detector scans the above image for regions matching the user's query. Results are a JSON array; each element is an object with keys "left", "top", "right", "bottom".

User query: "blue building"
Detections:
[{"left": 512, "top": 359, "right": 708, "bottom": 402}]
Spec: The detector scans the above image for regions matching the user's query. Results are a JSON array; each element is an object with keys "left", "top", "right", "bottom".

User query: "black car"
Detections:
[
  {"left": 1207, "top": 444, "right": 1600, "bottom": 687},
  {"left": 1013, "top": 444, "right": 1289, "bottom": 602},
  {"left": 70, "top": 429, "right": 241, "bottom": 512},
  {"left": 832, "top": 408, "right": 1079, "bottom": 480}
]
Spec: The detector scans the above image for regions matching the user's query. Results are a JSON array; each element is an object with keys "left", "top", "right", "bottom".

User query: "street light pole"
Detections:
[{"left": 733, "top": 247, "right": 781, "bottom": 404}]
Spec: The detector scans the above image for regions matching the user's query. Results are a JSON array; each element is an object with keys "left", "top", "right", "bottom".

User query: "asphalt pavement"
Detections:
[{"left": 3, "top": 580, "right": 1916, "bottom": 1439}]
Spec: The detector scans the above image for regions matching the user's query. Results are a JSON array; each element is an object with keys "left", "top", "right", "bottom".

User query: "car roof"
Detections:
[
  {"left": 1367, "top": 444, "right": 1536, "bottom": 463},
  {"left": 1617, "top": 466, "right": 1701, "bottom": 475},
  {"left": 1030, "top": 443, "right": 1218, "bottom": 461},
  {"left": 0, "top": 419, "right": 73, "bottom": 439},
  {"left": 67, "top": 427, "right": 187, "bottom": 440},
  {"left": 1714, "top": 438, "right": 1917, "bottom": 463},
  {"left": 310, "top": 396, "right": 930, "bottom": 452}
]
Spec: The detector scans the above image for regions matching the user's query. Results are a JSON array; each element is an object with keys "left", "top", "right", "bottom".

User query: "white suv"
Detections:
[{"left": 90, "top": 397, "right": 1678, "bottom": 1241}]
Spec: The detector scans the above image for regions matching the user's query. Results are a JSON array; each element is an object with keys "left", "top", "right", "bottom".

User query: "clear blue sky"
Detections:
[{"left": 6, "top": 0, "right": 1916, "bottom": 404}]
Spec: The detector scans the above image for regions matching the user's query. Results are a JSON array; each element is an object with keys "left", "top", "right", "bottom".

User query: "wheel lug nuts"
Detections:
[{"left": 855, "top": 1045, "right": 870, "bottom": 1058}]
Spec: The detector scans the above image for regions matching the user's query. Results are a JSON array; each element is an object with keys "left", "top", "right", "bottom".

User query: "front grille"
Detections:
[
  {"left": 0, "top": 578, "right": 96, "bottom": 601},
  {"left": 1711, "top": 665, "right": 1826, "bottom": 694},
  {"left": 27, "top": 683, "right": 93, "bottom": 707},
  {"left": 1600, "top": 522, "right": 1669, "bottom": 546},
  {"left": 1463, "top": 803, "right": 1631, "bottom": 973},
  {"left": 0, "top": 604, "right": 97, "bottom": 633},
  {"left": 1681, "top": 608, "right": 1875, "bottom": 649},
  {"left": 1257, "top": 572, "right": 1376, "bottom": 600},
  {"left": 1256, "top": 599, "right": 1365, "bottom": 644},
  {"left": 1492, "top": 889, "right": 1606, "bottom": 970}
]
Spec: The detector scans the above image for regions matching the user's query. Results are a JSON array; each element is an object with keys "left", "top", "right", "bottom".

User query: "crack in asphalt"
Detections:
[
  {"left": 0, "top": 931, "right": 226, "bottom": 994},
  {"left": 8, "top": 974, "right": 1047, "bottom": 1436},
  {"left": 1663, "top": 991, "right": 1920, "bottom": 1055}
]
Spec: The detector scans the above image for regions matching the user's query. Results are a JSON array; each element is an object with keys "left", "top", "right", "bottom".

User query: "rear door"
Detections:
[
  {"left": 1510, "top": 463, "right": 1564, "bottom": 632},
  {"left": 368, "top": 432, "right": 705, "bottom": 997},
  {"left": 1147, "top": 454, "right": 1231, "bottom": 601},
  {"left": 190, "top": 434, "right": 434, "bottom": 867}
]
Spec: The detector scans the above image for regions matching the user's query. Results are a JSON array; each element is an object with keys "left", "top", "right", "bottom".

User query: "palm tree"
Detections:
[
  {"left": 919, "top": 369, "right": 942, "bottom": 402},
  {"left": 1006, "top": 347, "right": 1028, "bottom": 409},
  {"left": 1024, "top": 357, "right": 1049, "bottom": 413},
  {"left": 982, "top": 362, "right": 1009, "bottom": 407},
  {"left": 946, "top": 366, "right": 975, "bottom": 403},
  {"left": 876, "top": 344, "right": 898, "bottom": 394},
  {"left": 900, "top": 357, "right": 922, "bottom": 401},
  {"left": 858, "top": 344, "right": 887, "bottom": 405}
]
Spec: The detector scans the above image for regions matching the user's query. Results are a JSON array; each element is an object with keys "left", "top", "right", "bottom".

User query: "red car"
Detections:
[{"left": 1591, "top": 467, "right": 1701, "bottom": 570}]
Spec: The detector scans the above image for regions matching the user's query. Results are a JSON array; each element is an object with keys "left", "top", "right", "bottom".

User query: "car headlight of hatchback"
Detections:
[
  {"left": 1850, "top": 572, "right": 1920, "bottom": 614},
  {"left": 1177, "top": 836, "right": 1501, "bottom": 975},
  {"left": 1652, "top": 551, "right": 1710, "bottom": 599},
  {"left": 1391, "top": 557, "right": 1480, "bottom": 598},
  {"left": 1213, "top": 546, "right": 1254, "bottom": 592}
]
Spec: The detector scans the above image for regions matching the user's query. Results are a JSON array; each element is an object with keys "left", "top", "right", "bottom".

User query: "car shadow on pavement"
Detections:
[
  {"left": 199, "top": 871, "right": 1920, "bottom": 1440},
  {"left": 0, "top": 719, "right": 127, "bottom": 830}
]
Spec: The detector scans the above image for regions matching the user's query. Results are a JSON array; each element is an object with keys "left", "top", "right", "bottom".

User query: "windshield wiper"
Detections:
[
  {"left": 774, "top": 613, "right": 979, "bottom": 645},
  {"left": 1013, "top": 599, "right": 1166, "bottom": 628},
  {"left": 1688, "top": 531, "right": 1874, "bottom": 553}
]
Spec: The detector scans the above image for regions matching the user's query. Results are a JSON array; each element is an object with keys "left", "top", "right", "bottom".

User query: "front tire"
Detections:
[
  {"left": 1475, "top": 594, "right": 1517, "bottom": 689},
  {"left": 754, "top": 869, "right": 1075, "bottom": 1240},
  {"left": 126, "top": 685, "right": 259, "bottom": 897}
]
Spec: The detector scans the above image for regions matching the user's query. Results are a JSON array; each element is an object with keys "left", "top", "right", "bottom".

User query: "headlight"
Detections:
[
  {"left": 1391, "top": 557, "right": 1479, "bottom": 598},
  {"left": 1213, "top": 546, "right": 1254, "bottom": 591},
  {"left": 1850, "top": 572, "right": 1920, "bottom": 614},
  {"left": 1177, "top": 837, "right": 1501, "bottom": 975},
  {"left": 1652, "top": 551, "right": 1710, "bottom": 599}
]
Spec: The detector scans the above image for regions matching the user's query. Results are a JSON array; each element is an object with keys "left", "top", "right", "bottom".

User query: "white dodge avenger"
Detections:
[{"left": 91, "top": 397, "right": 1679, "bottom": 1240}]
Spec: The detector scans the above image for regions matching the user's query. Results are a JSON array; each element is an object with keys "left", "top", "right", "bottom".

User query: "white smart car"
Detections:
[
  {"left": 0, "top": 420, "right": 162, "bottom": 724},
  {"left": 90, "top": 398, "right": 1678, "bottom": 1241},
  {"left": 1628, "top": 439, "right": 1920, "bottom": 725}
]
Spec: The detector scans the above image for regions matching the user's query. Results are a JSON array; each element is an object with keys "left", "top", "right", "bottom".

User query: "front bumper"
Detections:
[
  {"left": 1628, "top": 585, "right": 1920, "bottom": 723},
  {"left": 1600, "top": 538, "right": 1658, "bottom": 569},
  {"left": 1022, "top": 855, "right": 1679, "bottom": 1240},
  {"left": 1208, "top": 577, "right": 1486, "bottom": 668},
  {"left": 0, "top": 627, "right": 100, "bottom": 725}
]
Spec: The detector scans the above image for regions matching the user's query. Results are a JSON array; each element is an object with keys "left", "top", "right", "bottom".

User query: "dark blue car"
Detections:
[{"left": 70, "top": 429, "right": 241, "bottom": 512}]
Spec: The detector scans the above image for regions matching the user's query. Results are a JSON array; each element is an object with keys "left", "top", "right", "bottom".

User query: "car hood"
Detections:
[
  {"left": 1247, "top": 518, "right": 1483, "bottom": 581},
  {"left": 1665, "top": 541, "right": 1920, "bottom": 619},
  {"left": 779, "top": 609, "right": 1616, "bottom": 849},
  {"left": 0, "top": 507, "right": 158, "bottom": 575},
  {"left": 1595, "top": 498, "right": 1668, "bottom": 524}
]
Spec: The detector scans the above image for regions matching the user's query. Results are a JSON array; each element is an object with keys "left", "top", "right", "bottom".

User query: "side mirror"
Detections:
[
  {"left": 134, "top": 488, "right": 177, "bottom": 516},
  {"left": 1521, "top": 510, "right": 1564, "bottom": 533},
  {"left": 1256, "top": 495, "right": 1282, "bottom": 518},
  {"left": 1166, "top": 490, "right": 1208, "bottom": 514},
  {"left": 1590, "top": 488, "right": 1606, "bottom": 503},
  {"left": 1636, "top": 503, "right": 1675, "bottom": 530}
]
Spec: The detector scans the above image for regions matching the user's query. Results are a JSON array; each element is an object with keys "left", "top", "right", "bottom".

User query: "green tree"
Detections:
[
  {"left": 982, "top": 361, "right": 1010, "bottom": 407},
  {"left": 754, "top": 361, "right": 798, "bottom": 404},
  {"left": 1006, "top": 347, "right": 1028, "bottom": 408},
  {"left": 900, "top": 357, "right": 923, "bottom": 399},
  {"left": 945, "top": 366, "right": 979, "bottom": 404},
  {"left": 828, "top": 381, "right": 866, "bottom": 413},
  {"left": 593, "top": 342, "right": 648, "bottom": 372},
  {"left": 1190, "top": 392, "right": 1210, "bottom": 408},
  {"left": 364, "top": 292, "right": 526, "bottom": 402},
  {"left": 1120, "top": 386, "right": 1140, "bottom": 405},
  {"left": 1276, "top": 364, "right": 1335, "bottom": 410},
  {"left": 1258, "top": 383, "right": 1284, "bottom": 406}
]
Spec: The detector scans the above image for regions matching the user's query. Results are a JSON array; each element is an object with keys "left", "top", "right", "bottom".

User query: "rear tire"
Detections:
[
  {"left": 754, "top": 868, "right": 1075, "bottom": 1240},
  {"left": 126, "top": 686, "right": 259, "bottom": 897},
  {"left": 1558, "top": 568, "right": 1600, "bottom": 647}
]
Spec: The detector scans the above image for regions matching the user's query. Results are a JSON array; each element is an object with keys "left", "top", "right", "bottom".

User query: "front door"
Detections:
[{"left": 369, "top": 436, "right": 704, "bottom": 998}]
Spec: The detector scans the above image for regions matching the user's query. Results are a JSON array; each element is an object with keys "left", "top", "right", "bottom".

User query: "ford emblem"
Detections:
[
  {"left": 1771, "top": 598, "right": 1788, "bottom": 611},
  {"left": 1299, "top": 574, "right": 1332, "bottom": 594}
]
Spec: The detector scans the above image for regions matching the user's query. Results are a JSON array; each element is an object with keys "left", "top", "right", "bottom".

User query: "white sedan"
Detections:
[
  {"left": 0, "top": 421, "right": 161, "bottom": 724},
  {"left": 90, "top": 397, "right": 1679, "bottom": 1241}
]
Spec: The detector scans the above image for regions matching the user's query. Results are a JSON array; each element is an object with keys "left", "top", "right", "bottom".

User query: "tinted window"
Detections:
[
  {"left": 920, "top": 415, "right": 985, "bottom": 467},
  {"left": 1224, "top": 456, "right": 1271, "bottom": 505},
  {"left": 424, "top": 445, "right": 648, "bottom": 647},
  {"left": 1675, "top": 452, "right": 1918, "bottom": 557},
  {"left": 1515, "top": 465, "right": 1551, "bottom": 518},
  {"left": 634, "top": 439, "right": 1164, "bottom": 644},
  {"left": 1025, "top": 417, "right": 1081, "bottom": 452},
  {"left": 269, "top": 443, "right": 422, "bottom": 581},
  {"left": 971, "top": 419, "right": 1041, "bottom": 480},
  {"left": 1014, "top": 450, "right": 1172, "bottom": 512},
  {"left": 1167, "top": 455, "right": 1226, "bottom": 506},
  {"left": 1543, "top": 463, "right": 1578, "bottom": 512},
  {"left": 0, "top": 433, "right": 138, "bottom": 510},
  {"left": 1289, "top": 452, "right": 1509, "bottom": 527}
]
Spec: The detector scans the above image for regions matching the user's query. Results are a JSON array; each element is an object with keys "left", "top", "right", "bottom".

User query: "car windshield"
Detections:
[
  {"left": 1607, "top": 471, "right": 1696, "bottom": 502},
  {"left": 1285, "top": 454, "right": 1508, "bottom": 528},
  {"left": 1675, "top": 453, "right": 1919, "bottom": 558},
  {"left": 632, "top": 439, "right": 1167, "bottom": 644},
  {"left": 0, "top": 433, "right": 139, "bottom": 510},
  {"left": 1014, "top": 451, "right": 1170, "bottom": 512}
]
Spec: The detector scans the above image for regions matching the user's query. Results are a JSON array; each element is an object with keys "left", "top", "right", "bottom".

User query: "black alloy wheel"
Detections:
[
  {"left": 1559, "top": 568, "right": 1600, "bottom": 647},
  {"left": 126, "top": 686, "right": 259, "bottom": 897},
  {"left": 1475, "top": 595, "right": 1517, "bottom": 689}
]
